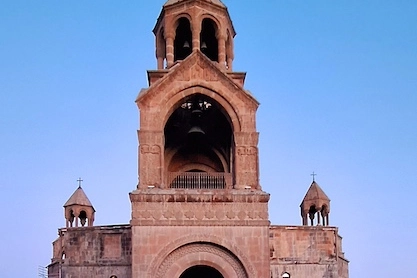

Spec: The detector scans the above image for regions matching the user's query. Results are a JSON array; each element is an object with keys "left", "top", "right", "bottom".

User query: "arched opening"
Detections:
[
  {"left": 69, "top": 209, "right": 75, "bottom": 227},
  {"left": 174, "top": 18, "right": 192, "bottom": 61},
  {"left": 200, "top": 18, "right": 218, "bottom": 61},
  {"left": 179, "top": 265, "right": 223, "bottom": 278},
  {"left": 154, "top": 242, "right": 249, "bottom": 278},
  {"left": 79, "top": 210, "right": 87, "bottom": 227},
  {"left": 164, "top": 93, "right": 233, "bottom": 189},
  {"left": 156, "top": 28, "right": 166, "bottom": 69}
]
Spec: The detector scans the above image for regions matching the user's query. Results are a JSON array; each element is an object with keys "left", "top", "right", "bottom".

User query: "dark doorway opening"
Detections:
[{"left": 179, "top": 265, "right": 223, "bottom": 278}]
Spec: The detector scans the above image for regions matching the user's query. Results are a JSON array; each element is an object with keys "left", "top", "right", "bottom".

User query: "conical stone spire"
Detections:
[
  {"left": 300, "top": 181, "right": 331, "bottom": 226},
  {"left": 64, "top": 186, "right": 95, "bottom": 208},
  {"left": 164, "top": 0, "right": 225, "bottom": 8},
  {"left": 64, "top": 181, "right": 95, "bottom": 228}
]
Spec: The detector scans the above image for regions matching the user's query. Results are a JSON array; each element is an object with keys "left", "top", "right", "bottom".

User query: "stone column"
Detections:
[
  {"left": 317, "top": 209, "right": 322, "bottom": 225},
  {"left": 226, "top": 37, "right": 234, "bottom": 70},
  {"left": 309, "top": 211, "right": 315, "bottom": 226},
  {"left": 234, "top": 132, "right": 260, "bottom": 190},
  {"left": 138, "top": 130, "right": 164, "bottom": 189},
  {"left": 302, "top": 210, "right": 308, "bottom": 225},
  {"left": 192, "top": 20, "right": 201, "bottom": 52},
  {"left": 75, "top": 211, "right": 80, "bottom": 227},
  {"left": 88, "top": 210, "right": 94, "bottom": 227},
  {"left": 165, "top": 31, "right": 175, "bottom": 67},
  {"left": 217, "top": 34, "right": 226, "bottom": 69},
  {"left": 156, "top": 30, "right": 165, "bottom": 69}
]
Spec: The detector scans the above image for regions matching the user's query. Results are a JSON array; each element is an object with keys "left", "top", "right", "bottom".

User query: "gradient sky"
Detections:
[{"left": 1, "top": 1, "right": 416, "bottom": 277}]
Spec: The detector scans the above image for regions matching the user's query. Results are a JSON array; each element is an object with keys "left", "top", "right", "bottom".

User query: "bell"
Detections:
[
  {"left": 183, "top": 41, "right": 190, "bottom": 48},
  {"left": 201, "top": 41, "right": 207, "bottom": 49},
  {"left": 188, "top": 125, "right": 205, "bottom": 135},
  {"left": 191, "top": 108, "right": 203, "bottom": 116}
]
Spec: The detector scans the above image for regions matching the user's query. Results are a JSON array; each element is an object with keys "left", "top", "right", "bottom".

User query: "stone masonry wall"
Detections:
[
  {"left": 130, "top": 189, "right": 271, "bottom": 278},
  {"left": 48, "top": 225, "right": 132, "bottom": 278},
  {"left": 269, "top": 225, "right": 348, "bottom": 278}
]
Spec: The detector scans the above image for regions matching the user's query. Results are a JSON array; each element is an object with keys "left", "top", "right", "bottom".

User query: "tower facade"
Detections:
[
  {"left": 48, "top": 1, "right": 349, "bottom": 277},
  {"left": 130, "top": 0, "right": 270, "bottom": 277}
]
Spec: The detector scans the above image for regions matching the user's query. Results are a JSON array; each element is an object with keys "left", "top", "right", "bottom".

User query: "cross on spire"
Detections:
[
  {"left": 311, "top": 172, "right": 317, "bottom": 182},
  {"left": 77, "top": 177, "right": 83, "bottom": 188}
]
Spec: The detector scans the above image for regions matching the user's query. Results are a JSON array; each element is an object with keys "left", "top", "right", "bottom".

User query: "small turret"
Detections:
[
  {"left": 300, "top": 179, "right": 330, "bottom": 226},
  {"left": 153, "top": 0, "right": 235, "bottom": 70},
  {"left": 63, "top": 178, "right": 95, "bottom": 227}
]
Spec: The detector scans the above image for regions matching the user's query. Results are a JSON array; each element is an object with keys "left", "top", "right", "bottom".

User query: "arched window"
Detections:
[
  {"left": 200, "top": 18, "right": 218, "bottom": 61},
  {"left": 165, "top": 94, "right": 233, "bottom": 189},
  {"left": 79, "top": 210, "right": 87, "bottom": 226},
  {"left": 174, "top": 18, "right": 192, "bottom": 61},
  {"left": 282, "top": 272, "right": 290, "bottom": 278}
]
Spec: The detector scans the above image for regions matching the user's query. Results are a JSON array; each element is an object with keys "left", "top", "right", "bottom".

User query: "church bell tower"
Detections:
[{"left": 130, "top": 0, "right": 271, "bottom": 277}]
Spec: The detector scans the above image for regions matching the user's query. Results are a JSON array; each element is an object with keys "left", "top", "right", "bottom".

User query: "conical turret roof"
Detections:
[
  {"left": 301, "top": 181, "right": 330, "bottom": 203},
  {"left": 64, "top": 186, "right": 95, "bottom": 210},
  {"left": 164, "top": 0, "right": 225, "bottom": 8}
]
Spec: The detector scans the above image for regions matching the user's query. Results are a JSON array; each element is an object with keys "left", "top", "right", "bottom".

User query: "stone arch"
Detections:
[
  {"left": 173, "top": 15, "right": 193, "bottom": 61},
  {"left": 168, "top": 148, "right": 223, "bottom": 172},
  {"left": 199, "top": 13, "right": 222, "bottom": 34},
  {"left": 148, "top": 234, "right": 255, "bottom": 278},
  {"left": 171, "top": 13, "right": 193, "bottom": 30},
  {"left": 180, "top": 265, "right": 223, "bottom": 278},
  {"left": 179, "top": 163, "right": 217, "bottom": 173},
  {"left": 163, "top": 88, "right": 235, "bottom": 189},
  {"left": 153, "top": 243, "right": 248, "bottom": 278},
  {"left": 161, "top": 85, "right": 242, "bottom": 132},
  {"left": 200, "top": 17, "right": 219, "bottom": 61},
  {"left": 165, "top": 146, "right": 228, "bottom": 174}
]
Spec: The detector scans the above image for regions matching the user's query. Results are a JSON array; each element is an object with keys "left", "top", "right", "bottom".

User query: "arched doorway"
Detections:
[
  {"left": 180, "top": 265, "right": 223, "bottom": 278},
  {"left": 153, "top": 242, "right": 250, "bottom": 278}
]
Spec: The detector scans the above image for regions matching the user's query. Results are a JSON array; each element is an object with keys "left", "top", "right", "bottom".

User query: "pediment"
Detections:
[{"left": 136, "top": 51, "right": 259, "bottom": 111}]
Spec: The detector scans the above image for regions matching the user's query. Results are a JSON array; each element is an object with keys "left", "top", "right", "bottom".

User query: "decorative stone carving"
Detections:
[
  {"left": 176, "top": 66, "right": 191, "bottom": 81},
  {"left": 154, "top": 243, "right": 248, "bottom": 278},
  {"left": 215, "top": 210, "right": 225, "bottom": 220},
  {"left": 195, "top": 210, "right": 204, "bottom": 220},
  {"left": 184, "top": 211, "right": 194, "bottom": 219},
  {"left": 140, "top": 144, "right": 160, "bottom": 154},
  {"left": 141, "top": 211, "right": 151, "bottom": 219},
  {"left": 237, "top": 146, "right": 258, "bottom": 156},
  {"left": 152, "top": 210, "right": 162, "bottom": 220},
  {"left": 163, "top": 210, "right": 173, "bottom": 219},
  {"left": 205, "top": 210, "right": 215, "bottom": 219},
  {"left": 174, "top": 210, "right": 183, "bottom": 220},
  {"left": 226, "top": 210, "right": 236, "bottom": 219},
  {"left": 238, "top": 211, "right": 246, "bottom": 220}
]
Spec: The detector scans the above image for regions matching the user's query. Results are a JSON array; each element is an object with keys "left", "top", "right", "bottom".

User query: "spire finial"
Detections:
[
  {"left": 77, "top": 177, "right": 83, "bottom": 188},
  {"left": 311, "top": 172, "right": 317, "bottom": 182}
]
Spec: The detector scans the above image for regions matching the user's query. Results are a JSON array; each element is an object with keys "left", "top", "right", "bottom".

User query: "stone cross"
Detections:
[
  {"left": 311, "top": 172, "right": 317, "bottom": 182},
  {"left": 77, "top": 177, "right": 83, "bottom": 188}
]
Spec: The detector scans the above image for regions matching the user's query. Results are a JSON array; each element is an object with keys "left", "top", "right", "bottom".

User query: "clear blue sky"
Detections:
[{"left": 1, "top": 1, "right": 416, "bottom": 277}]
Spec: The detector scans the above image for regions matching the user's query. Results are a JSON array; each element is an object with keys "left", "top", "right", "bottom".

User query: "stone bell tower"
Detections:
[{"left": 129, "top": 0, "right": 271, "bottom": 277}]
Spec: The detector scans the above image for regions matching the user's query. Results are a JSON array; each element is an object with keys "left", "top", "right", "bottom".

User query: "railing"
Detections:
[{"left": 168, "top": 172, "right": 232, "bottom": 189}]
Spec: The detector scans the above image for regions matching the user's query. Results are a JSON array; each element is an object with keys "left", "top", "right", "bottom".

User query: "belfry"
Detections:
[{"left": 48, "top": 1, "right": 349, "bottom": 277}]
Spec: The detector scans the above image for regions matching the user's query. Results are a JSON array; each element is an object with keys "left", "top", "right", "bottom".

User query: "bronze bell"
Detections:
[{"left": 188, "top": 125, "right": 205, "bottom": 135}]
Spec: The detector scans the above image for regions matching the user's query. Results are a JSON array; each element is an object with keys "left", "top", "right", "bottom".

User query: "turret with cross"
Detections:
[
  {"left": 300, "top": 173, "right": 331, "bottom": 226},
  {"left": 63, "top": 178, "right": 95, "bottom": 227}
]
